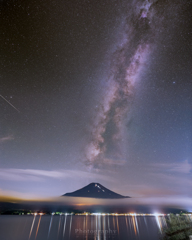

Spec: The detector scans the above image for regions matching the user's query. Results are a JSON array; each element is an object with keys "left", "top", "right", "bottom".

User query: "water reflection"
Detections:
[
  {"left": 154, "top": 214, "right": 167, "bottom": 234},
  {"left": 69, "top": 214, "right": 73, "bottom": 239},
  {"left": 57, "top": 215, "right": 61, "bottom": 238},
  {"left": 47, "top": 215, "right": 53, "bottom": 239},
  {"left": 63, "top": 214, "right": 67, "bottom": 238},
  {"left": 29, "top": 214, "right": 36, "bottom": 240},
  {"left": 0, "top": 214, "right": 170, "bottom": 240},
  {"left": 35, "top": 215, "right": 41, "bottom": 239}
]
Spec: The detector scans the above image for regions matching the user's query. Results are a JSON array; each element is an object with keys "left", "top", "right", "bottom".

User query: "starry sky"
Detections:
[{"left": 0, "top": 0, "right": 192, "bottom": 210}]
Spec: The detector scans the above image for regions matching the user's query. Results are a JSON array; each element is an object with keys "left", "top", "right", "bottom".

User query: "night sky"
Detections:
[{"left": 0, "top": 0, "right": 192, "bottom": 210}]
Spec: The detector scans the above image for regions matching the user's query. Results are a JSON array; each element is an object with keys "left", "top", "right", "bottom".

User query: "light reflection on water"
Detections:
[
  {"left": 29, "top": 214, "right": 36, "bottom": 240},
  {"left": 0, "top": 215, "right": 166, "bottom": 240},
  {"left": 47, "top": 215, "right": 53, "bottom": 239}
]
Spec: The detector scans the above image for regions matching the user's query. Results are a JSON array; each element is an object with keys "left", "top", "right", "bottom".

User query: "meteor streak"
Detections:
[{"left": 0, "top": 94, "right": 20, "bottom": 113}]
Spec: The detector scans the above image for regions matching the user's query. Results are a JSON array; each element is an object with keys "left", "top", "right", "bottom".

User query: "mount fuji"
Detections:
[{"left": 62, "top": 183, "right": 130, "bottom": 199}]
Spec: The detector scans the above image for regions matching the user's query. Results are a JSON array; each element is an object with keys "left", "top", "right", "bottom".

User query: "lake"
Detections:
[{"left": 0, "top": 214, "right": 166, "bottom": 240}]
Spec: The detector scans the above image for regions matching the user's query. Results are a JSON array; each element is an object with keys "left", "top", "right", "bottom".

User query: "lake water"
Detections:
[{"left": 0, "top": 215, "right": 166, "bottom": 240}]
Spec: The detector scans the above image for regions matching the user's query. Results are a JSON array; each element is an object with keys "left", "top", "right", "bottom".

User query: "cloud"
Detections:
[
  {"left": 121, "top": 181, "right": 182, "bottom": 198},
  {"left": 127, "top": 184, "right": 178, "bottom": 197},
  {"left": 153, "top": 160, "right": 192, "bottom": 174},
  {"left": 0, "top": 188, "right": 43, "bottom": 200},
  {"left": 0, "top": 135, "right": 14, "bottom": 143},
  {"left": 169, "top": 160, "right": 192, "bottom": 174},
  {"left": 136, "top": 196, "right": 192, "bottom": 208},
  {"left": 0, "top": 168, "right": 111, "bottom": 182},
  {"left": 147, "top": 171, "right": 192, "bottom": 199},
  {"left": 152, "top": 172, "right": 192, "bottom": 187}
]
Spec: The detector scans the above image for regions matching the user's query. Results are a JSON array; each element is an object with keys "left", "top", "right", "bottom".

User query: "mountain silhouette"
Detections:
[{"left": 62, "top": 183, "right": 130, "bottom": 199}]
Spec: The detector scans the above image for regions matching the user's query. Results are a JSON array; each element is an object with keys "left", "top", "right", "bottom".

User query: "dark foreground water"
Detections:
[{"left": 0, "top": 215, "right": 166, "bottom": 240}]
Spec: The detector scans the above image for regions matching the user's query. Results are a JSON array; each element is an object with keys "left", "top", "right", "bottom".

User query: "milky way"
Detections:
[{"left": 85, "top": 0, "right": 162, "bottom": 167}]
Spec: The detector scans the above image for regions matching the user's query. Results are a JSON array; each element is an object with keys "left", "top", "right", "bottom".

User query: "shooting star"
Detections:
[{"left": 0, "top": 95, "right": 20, "bottom": 113}]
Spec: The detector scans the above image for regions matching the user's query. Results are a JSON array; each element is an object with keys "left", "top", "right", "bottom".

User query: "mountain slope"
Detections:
[{"left": 62, "top": 183, "right": 130, "bottom": 199}]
